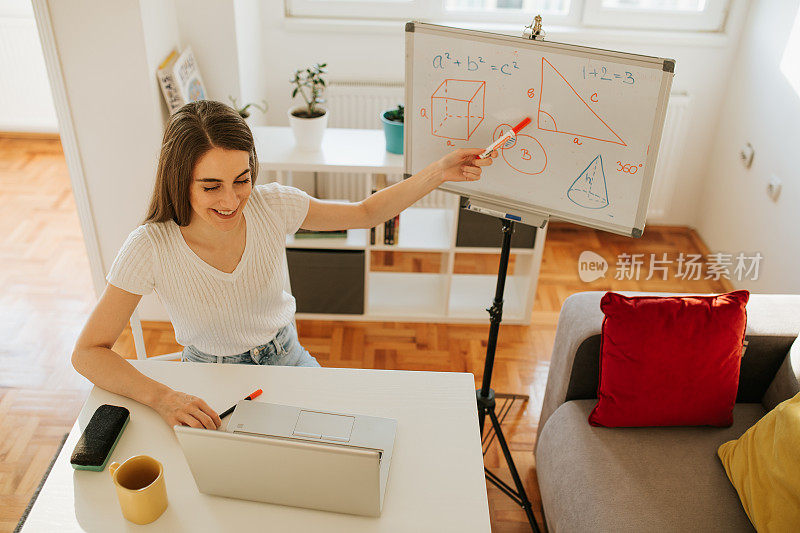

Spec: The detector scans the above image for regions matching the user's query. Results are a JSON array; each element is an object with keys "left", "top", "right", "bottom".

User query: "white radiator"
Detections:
[
  {"left": 326, "top": 81, "right": 404, "bottom": 130},
  {"left": 322, "top": 83, "right": 690, "bottom": 216},
  {"left": 647, "top": 93, "right": 691, "bottom": 221},
  {"left": 321, "top": 81, "right": 450, "bottom": 208}
]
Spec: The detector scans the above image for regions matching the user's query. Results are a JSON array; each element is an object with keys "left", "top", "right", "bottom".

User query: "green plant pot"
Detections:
[{"left": 380, "top": 111, "right": 404, "bottom": 155}]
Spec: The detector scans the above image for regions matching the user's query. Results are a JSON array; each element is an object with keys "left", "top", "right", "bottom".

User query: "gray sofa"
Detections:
[{"left": 535, "top": 292, "right": 800, "bottom": 533}]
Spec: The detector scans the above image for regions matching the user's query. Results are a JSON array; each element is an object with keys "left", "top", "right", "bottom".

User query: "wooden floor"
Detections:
[{"left": 0, "top": 135, "right": 732, "bottom": 532}]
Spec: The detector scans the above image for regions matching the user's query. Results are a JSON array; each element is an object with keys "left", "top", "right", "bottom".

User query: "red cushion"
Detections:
[{"left": 588, "top": 290, "right": 749, "bottom": 428}]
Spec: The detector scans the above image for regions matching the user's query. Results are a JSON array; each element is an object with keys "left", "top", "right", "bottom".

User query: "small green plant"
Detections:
[
  {"left": 290, "top": 62, "right": 327, "bottom": 118},
  {"left": 228, "top": 96, "right": 268, "bottom": 119},
  {"left": 384, "top": 104, "right": 404, "bottom": 123}
]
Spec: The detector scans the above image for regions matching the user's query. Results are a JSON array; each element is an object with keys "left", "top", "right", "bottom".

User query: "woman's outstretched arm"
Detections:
[{"left": 300, "top": 148, "right": 497, "bottom": 231}]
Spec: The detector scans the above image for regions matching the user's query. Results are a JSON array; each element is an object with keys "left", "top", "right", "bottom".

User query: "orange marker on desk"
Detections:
[
  {"left": 219, "top": 388, "right": 263, "bottom": 419},
  {"left": 477, "top": 117, "right": 531, "bottom": 159}
]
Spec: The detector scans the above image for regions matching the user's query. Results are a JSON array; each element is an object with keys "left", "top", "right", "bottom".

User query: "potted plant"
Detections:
[
  {"left": 228, "top": 96, "right": 268, "bottom": 123},
  {"left": 288, "top": 62, "right": 328, "bottom": 151},
  {"left": 380, "top": 104, "right": 404, "bottom": 154}
]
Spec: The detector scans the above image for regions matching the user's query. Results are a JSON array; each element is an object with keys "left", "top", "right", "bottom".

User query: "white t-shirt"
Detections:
[{"left": 106, "top": 182, "right": 311, "bottom": 356}]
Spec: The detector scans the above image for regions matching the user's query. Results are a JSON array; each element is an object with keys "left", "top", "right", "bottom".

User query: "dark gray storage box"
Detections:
[{"left": 286, "top": 249, "right": 365, "bottom": 315}]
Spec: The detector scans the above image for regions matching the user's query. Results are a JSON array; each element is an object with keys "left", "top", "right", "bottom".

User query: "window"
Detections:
[
  {"left": 287, "top": 0, "right": 425, "bottom": 21},
  {"left": 440, "top": 0, "right": 577, "bottom": 25},
  {"left": 582, "top": 0, "right": 730, "bottom": 31},
  {"left": 781, "top": 3, "right": 800, "bottom": 99},
  {"left": 285, "top": 0, "right": 731, "bottom": 32}
]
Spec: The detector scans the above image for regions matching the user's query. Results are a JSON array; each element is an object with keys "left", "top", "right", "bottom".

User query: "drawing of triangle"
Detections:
[
  {"left": 568, "top": 155, "right": 609, "bottom": 209},
  {"left": 538, "top": 58, "right": 626, "bottom": 146}
]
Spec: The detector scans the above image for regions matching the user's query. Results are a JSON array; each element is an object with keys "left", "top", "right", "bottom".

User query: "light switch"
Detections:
[
  {"left": 767, "top": 175, "right": 782, "bottom": 201},
  {"left": 739, "top": 142, "right": 754, "bottom": 168}
]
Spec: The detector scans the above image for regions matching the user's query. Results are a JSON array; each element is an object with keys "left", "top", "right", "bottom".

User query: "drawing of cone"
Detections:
[{"left": 568, "top": 155, "right": 609, "bottom": 209}]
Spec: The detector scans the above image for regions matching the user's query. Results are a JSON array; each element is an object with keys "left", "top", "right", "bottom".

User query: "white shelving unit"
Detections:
[
  {"left": 368, "top": 272, "right": 450, "bottom": 319},
  {"left": 254, "top": 126, "right": 546, "bottom": 325},
  {"left": 370, "top": 207, "right": 454, "bottom": 252}
]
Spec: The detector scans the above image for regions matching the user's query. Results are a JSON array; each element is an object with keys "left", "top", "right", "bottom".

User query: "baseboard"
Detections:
[{"left": 0, "top": 131, "right": 60, "bottom": 140}]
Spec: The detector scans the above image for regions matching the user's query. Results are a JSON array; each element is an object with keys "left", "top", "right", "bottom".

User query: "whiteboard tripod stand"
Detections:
[
  {"left": 475, "top": 217, "right": 541, "bottom": 533},
  {"left": 473, "top": 18, "right": 544, "bottom": 533},
  {"left": 406, "top": 15, "right": 674, "bottom": 529}
]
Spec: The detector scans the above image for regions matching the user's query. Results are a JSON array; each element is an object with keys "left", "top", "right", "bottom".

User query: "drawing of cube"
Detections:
[{"left": 430, "top": 79, "right": 485, "bottom": 140}]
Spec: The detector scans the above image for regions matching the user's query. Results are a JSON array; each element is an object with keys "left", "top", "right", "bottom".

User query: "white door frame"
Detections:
[{"left": 31, "top": 0, "right": 148, "bottom": 359}]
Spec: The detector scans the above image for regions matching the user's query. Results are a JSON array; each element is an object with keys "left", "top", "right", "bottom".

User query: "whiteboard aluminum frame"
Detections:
[{"left": 404, "top": 21, "right": 675, "bottom": 238}]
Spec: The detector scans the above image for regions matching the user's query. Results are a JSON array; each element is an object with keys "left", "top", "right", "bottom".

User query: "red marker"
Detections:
[
  {"left": 478, "top": 117, "right": 531, "bottom": 159},
  {"left": 219, "top": 388, "right": 263, "bottom": 419}
]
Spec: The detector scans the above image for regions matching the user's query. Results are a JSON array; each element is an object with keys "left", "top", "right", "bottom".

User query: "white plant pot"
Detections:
[{"left": 288, "top": 105, "right": 328, "bottom": 151}]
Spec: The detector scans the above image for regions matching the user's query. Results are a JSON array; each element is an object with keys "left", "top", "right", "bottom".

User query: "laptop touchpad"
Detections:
[{"left": 293, "top": 410, "right": 355, "bottom": 442}]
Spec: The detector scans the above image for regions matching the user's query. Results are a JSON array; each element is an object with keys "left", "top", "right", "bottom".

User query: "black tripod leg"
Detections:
[
  {"left": 487, "top": 405, "right": 540, "bottom": 533},
  {"left": 478, "top": 400, "right": 486, "bottom": 437}
]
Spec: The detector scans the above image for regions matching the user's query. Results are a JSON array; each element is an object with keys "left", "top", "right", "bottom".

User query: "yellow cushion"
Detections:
[{"left": 718, "top": 391, "right": 800, "bottom": 532}]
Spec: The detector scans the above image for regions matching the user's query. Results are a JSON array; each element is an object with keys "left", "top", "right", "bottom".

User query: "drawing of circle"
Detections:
[
  {"left": 502, "top": 134, "right": 547, "bottom": 175},
  {"left": 492, "top": 124, "right": 517, "bottom": 149},
  {"left": 493, "top": 124, "right": 512, "bottom": 139}
]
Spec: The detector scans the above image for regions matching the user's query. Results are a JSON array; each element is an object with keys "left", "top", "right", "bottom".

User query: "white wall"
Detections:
[
  {"left": 174, "top": 0, "right": 241, "bottom": 107},
  {"left": 697, "top": 0, "right": 800, "bottom": 294},
  {"left": 234, "top": 0, "right": 268, "bottom": 112},
  {"left": 0, "top": 0, "right": 57, "bottom": 132}
]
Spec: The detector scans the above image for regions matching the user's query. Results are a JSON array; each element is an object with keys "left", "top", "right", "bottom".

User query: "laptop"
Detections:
[{"left": 174, "top": 402, "right": 397, "bottom": 517}]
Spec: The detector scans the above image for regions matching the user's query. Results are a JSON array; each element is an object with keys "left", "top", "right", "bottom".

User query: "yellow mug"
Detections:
[{"left": 108, "top": 455, "right": 168, "bottom": 524}]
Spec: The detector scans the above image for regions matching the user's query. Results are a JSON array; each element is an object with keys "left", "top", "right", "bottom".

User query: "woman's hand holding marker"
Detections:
[
  {"left": 431, "top": 118, "right": 532, "bottom": 184},
  {"left": 476, "top": 117, "right": 531, "bottom": 160},
  {"left": 436, "top": 148, "right": 498, "bottom": 183},
  {"left": 153, "top": 388, "right": 222, "bottom": 430}
]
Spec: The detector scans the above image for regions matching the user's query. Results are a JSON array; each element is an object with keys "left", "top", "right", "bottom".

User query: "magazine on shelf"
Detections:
[{"left": 157, "top": 46, "right": 207, "bottom": 114}]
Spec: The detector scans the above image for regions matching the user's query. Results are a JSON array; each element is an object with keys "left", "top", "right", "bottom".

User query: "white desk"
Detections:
[{"left": 21, "top": 361, "right": 490, "bottom": 532}]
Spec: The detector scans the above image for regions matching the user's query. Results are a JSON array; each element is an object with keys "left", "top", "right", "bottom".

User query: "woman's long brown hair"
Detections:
[{"left": 143, "top": 100, "right": 258, "bottom": 226}]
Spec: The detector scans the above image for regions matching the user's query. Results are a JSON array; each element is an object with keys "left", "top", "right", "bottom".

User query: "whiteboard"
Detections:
[{"left": 404, "top": 22, "right": 674, "bottom": 237}]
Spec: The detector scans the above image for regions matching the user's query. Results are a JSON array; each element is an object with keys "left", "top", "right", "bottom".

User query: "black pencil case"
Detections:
[{"left": 70, "top": 404, "right": 130, "bottom": 471}]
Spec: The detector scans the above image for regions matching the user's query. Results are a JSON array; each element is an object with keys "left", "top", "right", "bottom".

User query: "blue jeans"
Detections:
[{"left": 180, "top": 324, "right": 320, "bottom": 367}]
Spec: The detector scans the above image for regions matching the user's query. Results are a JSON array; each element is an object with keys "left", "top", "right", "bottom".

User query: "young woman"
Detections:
[{"left": 71, "top": 100, "right": 496, "bottom": 431}]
